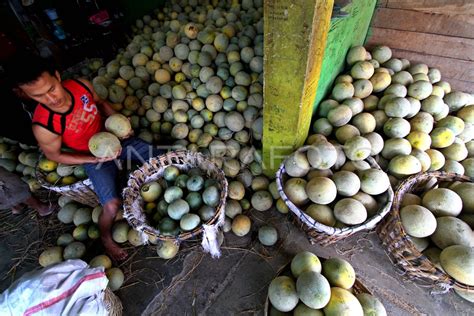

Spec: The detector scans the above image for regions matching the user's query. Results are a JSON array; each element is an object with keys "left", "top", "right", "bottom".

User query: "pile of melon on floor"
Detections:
[{"left": 1, "top": 0, "right": 473, "bottom": 305}]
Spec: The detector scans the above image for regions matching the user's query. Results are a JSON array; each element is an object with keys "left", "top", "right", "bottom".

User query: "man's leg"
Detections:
[
  {"left": 100, "top": 197, "right": 127, "bottom": 260},
  {"left": 84, "top": 161, "right": 128, "bottom": 261},
  {"left": 23, "top": 196, "right": 56, "bottom": 216}
]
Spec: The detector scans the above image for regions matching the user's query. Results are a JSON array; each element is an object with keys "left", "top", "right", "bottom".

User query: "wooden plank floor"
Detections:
[{"left": 367, "top": 0, "right": 474, "bottom": 93}]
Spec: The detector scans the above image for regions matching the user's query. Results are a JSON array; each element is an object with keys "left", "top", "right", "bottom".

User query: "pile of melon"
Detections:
[
  {"left": 92, "top": 0, "right": 264, "bottom": 171},
  {"left": 267, "top": 251, "right": 386, "bottom": 315},
  {"left": 38, "top": 196, "right": 139, "bottom": 291},
  {"left": 140, "top": 165, "right": 222, "bottom": 236},
  {"left": 312, "top": 45, "right": 473, "bottom": 186},
  {"left": 36, "top": 157, "right": 89, "bottom": 186},
  {"left": 399, "top": 182, "right": 474, "bottom": 301},
  {"left": 90, "top": 0, "right": 267, "bottom": 235},
  {"left": 0, "top": 137, "right": 43, "bottom": 192},
  {"left": 282, "top": 138, "right": 391, "bottom": 228}
]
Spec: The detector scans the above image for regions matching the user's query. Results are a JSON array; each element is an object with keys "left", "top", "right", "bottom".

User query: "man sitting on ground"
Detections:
[{"left": 7, "top": 53, "right": 164, "bottom": 260}]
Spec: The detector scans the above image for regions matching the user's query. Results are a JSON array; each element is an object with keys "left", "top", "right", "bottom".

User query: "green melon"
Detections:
[
  {"left": 371, "top": 46, "right": 392, "bottom": 63},
  {"left": 72, "top": 224, "right": 89, "bottom": 241},
  {"left": 385, "top": 97, "right": 411, "bottom": 118},
  {"left": 112, "top": 221, "right": 129, "bottom": 243},
  {"left": 57, "top": 233, "right": 74, "bottom": 247},
  {"left": 452, "top": 183, "right": 474, "bottom": 213},
  {"left": 89, "top": 254, "right": 112, "bottom": 269},
  {"left": 324, "top": 287, "right": 364, "bottom": 316},
  {"left": 327, "top": 105, "right": 353, "bottom": 127},
  {"left": 352, "top": 192, "right": 379, "bottom": 217},
  {"left": 63, "top": 241, "right": 86, "bottom": 260},
  {"left": 462, "top": 158, "right": 474, "bottom": 177},
  {"left": 180, "top": 213, "right": 201, "bottom": 231},
  {"left": 168, "top": 199, "right": 190, "bottom": 221},
  {"left": 431, "top": 216, "right": 474, "bottom": 249},
  {"left": 293, "top": 303, "right": 324, "bottom": 316},
  {"left": 127, "top": 229, "right": 144, "bottom": 246},
  {"left": 258, "top": 225, "right": 278, "bottom": 246},
  {"left": 445, "top": 91, "right": 469, "bottom": 112},
  {"left": 73, "top": 207, "right": 92, "bottom": 226},
  {"left": 306, "top": 177, "right": 337, "bottom": 205},
  {"left": 106, "top": 268, "right": 125, "bottom": 291},
  {"left": 370, "top": 72, "right": 391, "bottom": 93},
  {"left": 388, "top": 155, "right": 422, "bottom": 178},
  {"left": 57, "top": 203, "right": 78, "bottom": 224},
  {"left": 322, "top": 257, "right": 356, "bottom": 289},
  {"left": 332, "top": 171, "right": 360, "bottom": 197},
  {"left": 383, "top": 118, "right": 411, "bottom": 138},
  {"left": 344, "top": 136, "right": 371, "bottom": 161},
  {"left": 400, "top": 205, "right": 437, "bottom": 238},
  {"left": 358, "top": 169, "right": 391, "bottom": 195},
  {"left": 440, "top": 245, "right": 474, "bottom": 285},
  {"left": 231, "top": 214, "right": 251, "bottom": 237},
  {"left": 141, "top": 182, "right": 162, "bottom": 202},
  {"left": 251, "top": 190, "right": 273, "bottom": 211},
  {"left": 356, "top": 293, "right": 387, "bottom": 316},
  {"left": 346, "top": 46, "right": 367, "bottom": 65},
  {"left": 39, "top": 247, "right": 63, "bottom": 267},
  {"left": 306, "top": 141, "right": 338, "bottom": 170},
  {"left": 426, "top": 149, "right": 446, "bottom": 171},
  {"left": 422, "top": 188, "right": 462, "bottom": 217},
  {"left": 268, "top": 276, "right": 299, "bottom": 312},
  {"left": 296, "top": 271, "right": 331, "bottom": 309},
  {"left": 430, "top": 127, "right": 455, "bottom": 149},
  {"left": 203, "top": 186, "right": 220, "bottom": 207},
  {"left": 285, "top": 151, "right": 310, "bottom": 177},
  {"left": 333, "top": 198, "right": 367, "bottom": 225},
  {"left": 88, "top": 132, "right": 121, "bottom": 158}
]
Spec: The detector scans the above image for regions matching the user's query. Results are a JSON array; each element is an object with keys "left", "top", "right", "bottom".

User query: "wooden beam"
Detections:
[
  {"left": 368, "top": 27, "right": 474, "bottom": 61},
  {"left": 262, "top": 0, "right": 333, "bottom": 175},
  {"left": 386, "top": 0, "right": 474, "bottom": 15},
  {"left": 372, "top": 8, "right": 474, "bottom": 39}
]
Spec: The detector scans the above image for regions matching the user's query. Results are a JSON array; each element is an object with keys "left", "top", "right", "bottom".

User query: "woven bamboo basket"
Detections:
[
  {"left": 377, "top": 171, "right": 474, "bottom": 294},
  {"left": 36, "top": 165, "right": 99, "bottom": 207},
  {"left": 264, "top": 257, "right": 373, "bottom": 315},
  {"left": 276, "top": 146, "right": 394, "bottom": 246},
  {"left": 122, "top": 150, "right": 228, "bottom": 255},
  {"left": 104, "top": 288, "right": 123, "bottom": 316}
]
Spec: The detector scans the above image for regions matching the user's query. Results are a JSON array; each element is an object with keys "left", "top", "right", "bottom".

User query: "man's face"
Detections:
[{"left": 19, "top": 71, "right": 69, "bottom": 109}]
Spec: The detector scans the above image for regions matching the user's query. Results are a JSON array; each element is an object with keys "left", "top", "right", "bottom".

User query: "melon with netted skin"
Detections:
[
  {"left": 105, "top": 114, "right": 132, "bottom": 139},
  {"left": 88, "top": 132, "right": 122, "bottom": 158}
]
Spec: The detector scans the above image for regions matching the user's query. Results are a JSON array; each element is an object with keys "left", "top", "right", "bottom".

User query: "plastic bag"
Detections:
[{"left": 0, "top": 259, "right": 109, "bottom": 316}]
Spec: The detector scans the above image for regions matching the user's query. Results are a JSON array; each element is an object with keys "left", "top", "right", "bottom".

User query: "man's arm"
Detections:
[
  {"left": 78, "top": 78, "right": 116, "bottom": 117},
  {"left": 33, "top": 125, "right": 109, "bottom": 164}
]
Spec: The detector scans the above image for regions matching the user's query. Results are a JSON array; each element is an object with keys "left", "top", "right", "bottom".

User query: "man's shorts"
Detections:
[{"left": 84, "top": 137, "right": 166, "bottom": 205}]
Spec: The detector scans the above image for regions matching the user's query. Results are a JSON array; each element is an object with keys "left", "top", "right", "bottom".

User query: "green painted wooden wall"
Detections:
[{"left": 313, "top": 0, "right": 377, "bottom": 110}]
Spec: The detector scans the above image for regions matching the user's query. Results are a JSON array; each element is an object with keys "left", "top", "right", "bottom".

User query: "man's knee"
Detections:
[{"left": 102, "top": 198, "right": 121, "bottom": 216}]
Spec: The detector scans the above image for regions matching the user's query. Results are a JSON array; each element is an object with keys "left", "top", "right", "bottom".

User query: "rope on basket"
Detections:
[{"left": 201, "top": 206, "right": 226, "bottom": 258}]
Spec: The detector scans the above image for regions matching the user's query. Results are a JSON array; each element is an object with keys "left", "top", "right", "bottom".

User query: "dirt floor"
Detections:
[{"left": 0, "top": 206, "right": 472, "bottom": 315}]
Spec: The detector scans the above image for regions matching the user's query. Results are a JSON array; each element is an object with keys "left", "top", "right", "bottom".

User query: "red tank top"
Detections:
[{"left": 32, "top": 79, "right": 103, "bottom": 153}]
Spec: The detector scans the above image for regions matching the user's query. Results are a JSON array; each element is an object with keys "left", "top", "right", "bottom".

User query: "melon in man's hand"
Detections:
[
  {"left": 105, "top": 113, "right": 132, "bottom": 138},
  {"left": 88, "top": 132, "right": 122, "bottom": 158}
]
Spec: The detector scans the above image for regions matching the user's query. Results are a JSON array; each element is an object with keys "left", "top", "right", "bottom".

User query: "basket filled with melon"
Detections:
[
  {"left": 377, "top": 172, "right": 474, "bottom": 301},
  {"left": 35, "top": 155, "right": 98, "bottom": 207},
  {"left": 122, "top": 150, "right": 228, "bottom": 257},
  {"left": 276, "top": 137, "right": 394, "bottom": 246},
  {"left": 265, "top": 250, "right": 386, "bottom": 315}
]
